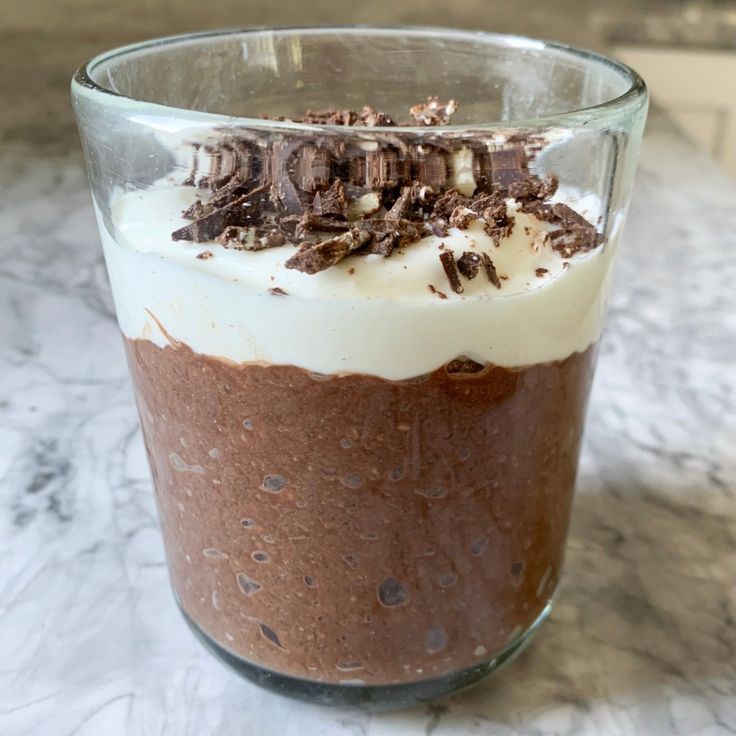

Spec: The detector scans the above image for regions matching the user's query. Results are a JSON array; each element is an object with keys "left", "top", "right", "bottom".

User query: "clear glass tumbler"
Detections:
[{"left": 72, "top": 27, "right": 647, "bottom": 708}]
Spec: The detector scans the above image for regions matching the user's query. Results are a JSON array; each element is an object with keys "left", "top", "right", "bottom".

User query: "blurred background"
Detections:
[{"left": 3, "top": 0, "right": 736, "bottom": 176}]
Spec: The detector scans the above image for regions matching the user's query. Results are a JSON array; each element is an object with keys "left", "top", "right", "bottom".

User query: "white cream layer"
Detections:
[{"left": 100, "top": 181, "right": 617, "bottom": 379}]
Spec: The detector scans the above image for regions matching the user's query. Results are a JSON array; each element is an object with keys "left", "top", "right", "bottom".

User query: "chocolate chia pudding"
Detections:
[
  {"left": 126, "top": 338, "right": 596, "bottom": 687},
  {"left": 97, "top": 96, "right": 618, "bottom": 703}
]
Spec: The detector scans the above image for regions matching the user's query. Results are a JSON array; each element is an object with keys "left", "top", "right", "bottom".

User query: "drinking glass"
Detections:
[{"left": 73, "top": 27, "right": 647, "bottom": 707}]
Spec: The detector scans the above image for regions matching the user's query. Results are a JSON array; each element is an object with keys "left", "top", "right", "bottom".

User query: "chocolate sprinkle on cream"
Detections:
[
  {"left": 172, "top": 98, "right": 605, "bottom": 274},
  {"left": 481, "top": 253, "right": 502, "bottom": 289},
  {"left": 457, "top": 252, "right": 481, "bottom": 280},
  {"left": 409, "top": 97, "right": 458, "bottom": 126},
  {"left": 439, "top": 251, "right": 464, "bottom": 294},
  {"left": 285, "top": 230, "right": 371, "bottom": 274},
  {"left": 428, "top": 284, "right": 448, "bottom": 300}
]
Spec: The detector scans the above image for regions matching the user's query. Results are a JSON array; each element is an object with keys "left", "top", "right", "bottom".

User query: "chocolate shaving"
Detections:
[
  {"left": 409, "top": 97, "right": 458, "bottom": 126},
  {"left": 208, "top": 175, "right": 253, "bottom": 209},
  {"left": 433, "top": 189, "right": 470, "bottom": 219},
  {"left": 449, "top": 206, "right": 477, "bottom": 230},
  {"left": 285, "top": 229, "right": 371, "bottom": 274},
  {"left": 182, "top": 199, "right": 212, "bottom": 220},
  {"left": 469, "top": 191, "right": 505, "bottom": 215},
  {"left": 182, "top": 143, "right": 201, "bottom": 186},
  {"left": 410, "top": 182, "right": 438, "bottom": 212},
  {"left": 456, "top": 251, "right": 481, "bottom": 280},
  {"left": 364, "top": 149, "right": 409, "bottom": 190},
  {"left": 172, "top": 187, "right": 267, "bottom": 242},
  {"left": 535, "top": 267, "right": 549, "bottom": 277},
  {"left": 257, "top": 229, "right": 288, "bottom": 249},
  {"left": 357, "top": 106, "right": 395, "bottom": 127},
  {"left": 428, "top": 219, "right": 449, "bottom": 238},
  {"left": 269, "top": 178, "right": 304, "bottom": 216},
  {"left": 215, "top": 225, "right": 287, "bottom": 251},
  {"left": 508, "top": 174, "right": 558, "bottom": 202},
  {"left": 269, "top": 287, "right": 288, "bottom": 296},
  {"left": 171, "top": 99, "right": 605, "bottom": 275},
  {"left": 291, "top": 213, "right": 351, "bottom": 239},
  {"left": 481, "top": 202, "right": 515, "bottom": 245},
  {"left": 428, "top": 284, "right": 448, "bottom": 299},
  {"left": 293, "top": 145, "right": 333, "bottom": 192},
  {"left": 295, "top": 106, "right": 395, "bottom": 127},
  {"left": 480, "top": 253, "right": 502, "bottom": 289},
  {"left": 297, "top": 109, "right": 359, "bottom": 126},
  {"left": 196, "top": 250, "right": 213, "bottom": 260},
  {"left": 385, "top": 187, "right": 412, "bottom": 221},
  {"left": 354, "top": 218, "right": 423, "bottom": 256},
  {"left": 521, "top": 201, "right": 603, "bottom": 257},
  {"left": 312, "top": 179, "right": 347, "bottom": 218},
  {"left": 411, "top": 146, "right": 448, "bottom": 189},
  {"left": 439, "top": 251, "right": 463, "bottom": 294},
  {"left": 486, "top": 147, "right": 527, "bottom": 187}
]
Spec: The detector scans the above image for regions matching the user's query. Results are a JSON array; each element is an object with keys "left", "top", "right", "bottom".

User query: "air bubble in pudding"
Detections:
[
  {"left": 388, "top": 465, "right": 405, "bottom": 482},
  {"left": 252, "top": 551, "right": 269, "bottom": 563},
  {"left": 169, "top": 452, "right": 205, "bottom": 474},
  {"left": 378, "top": 577, "right": 409, "bottom": 607},
  {"left": 414, "top": 487, "right": 447, "bottom": 499},
  {"left": 341, "top": 473, "right": 364, "bottom": 489},
  {"left": 259, "top": 623, "right": 285, "bottom": 649},
  {"left": 242, "top": 419, "right": 254, "bottom": 430},
  {"left": 260, "top": 474, "right": 286, "bottom": 493},
  {"left": 471, "top": 538, "right": 488, "bottom": 556},
  {"left": 511, "top": 561, "right": 525, "bottom": 579},
  {"left": 211, "top": 590, "right": 221, "bottom": 610},
  {"left": 425, "top": 626, "right": 448, "bottom": 654},
  {"left": 203, "top": 548, "right": 228, "bottom": 559},
  {"left": 340, "top": 438, "right": 353, "bottom": 449},
  {"left": 458, "top": 448, "right": 472, "bottom": 461},
  {"left": 241, "top": 518, "right": 255, "bottom": 528},
  {"left": 437, "top": 572, "right": 458, "bottom": 588},
  {"left": 208, "top": 447, "right": 221, "bottom": 459},
  {"left": 307, "top": 371, "right": 330, "bottom": 382},
  {"left": 336, "top": 660, "right": 364, "bottom": 672},
  {"left": 303, "top": 575, "right": 317, "bottom": 588},
  {"left": 342, "top": 554, "right": 358, "bottom": 570},
  {"left": 236, "top": 573, "right": 262, "bottom": 596},
  {"left": 474, "top": 645, "right": 488, "bottom": 657}
]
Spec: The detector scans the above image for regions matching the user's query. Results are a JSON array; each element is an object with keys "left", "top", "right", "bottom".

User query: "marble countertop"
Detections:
[{"left": 1, "top": 111, "right": 735, "bottom": 735}]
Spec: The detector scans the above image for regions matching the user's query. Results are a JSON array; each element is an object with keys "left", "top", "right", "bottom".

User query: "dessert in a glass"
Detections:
[{"left": 73, "top": 28, "right": 647, "bottom": 707}]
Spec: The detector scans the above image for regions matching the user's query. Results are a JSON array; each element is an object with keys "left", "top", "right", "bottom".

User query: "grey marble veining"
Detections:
[{"left": 1, "top": 112, "right": 735, "bottom": 735}]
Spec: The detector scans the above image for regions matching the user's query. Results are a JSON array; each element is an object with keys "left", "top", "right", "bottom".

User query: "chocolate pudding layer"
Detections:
[{"left": 125, "top": 337, "right": 597, "bottom": 686}]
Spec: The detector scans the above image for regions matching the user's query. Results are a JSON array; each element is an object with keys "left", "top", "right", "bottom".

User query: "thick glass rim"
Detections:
[{"left": 72, "top": 26, "right": 647, "bottom": 132}]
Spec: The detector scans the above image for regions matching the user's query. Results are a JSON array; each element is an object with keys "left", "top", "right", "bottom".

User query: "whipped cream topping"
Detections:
[{"left": 100, "top": 180, "right": 618, "bottom": 379}]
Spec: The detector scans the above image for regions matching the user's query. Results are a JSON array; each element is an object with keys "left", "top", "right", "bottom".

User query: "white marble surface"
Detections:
[{"left": 1, "top": 113, "right": 735, "bottom": 735}]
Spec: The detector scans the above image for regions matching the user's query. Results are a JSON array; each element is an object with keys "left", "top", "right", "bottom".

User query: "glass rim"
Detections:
[{"left": 72, "top": 25, "right": 648, "bottom": 132}]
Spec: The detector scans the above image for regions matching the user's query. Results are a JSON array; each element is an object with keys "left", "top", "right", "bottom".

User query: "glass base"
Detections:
[{"left": 178, "top": 600, "right": 553, "bottom": 709}]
